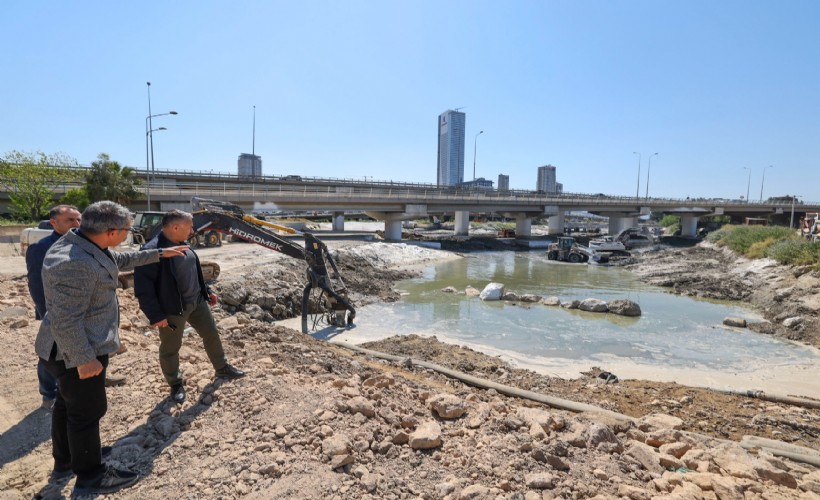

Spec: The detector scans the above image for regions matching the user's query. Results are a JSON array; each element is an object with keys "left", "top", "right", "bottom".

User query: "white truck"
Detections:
[{"left": 20, "top": 220, "right": 134, "bottom": 254}]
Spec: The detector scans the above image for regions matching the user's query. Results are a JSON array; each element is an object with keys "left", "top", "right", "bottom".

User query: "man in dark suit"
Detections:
[
  {"left": 26, "top": 205, "right": 81, "bottom": 409},
  {"left": 36, "top": 201, "right": 187, "bottom": 494}
]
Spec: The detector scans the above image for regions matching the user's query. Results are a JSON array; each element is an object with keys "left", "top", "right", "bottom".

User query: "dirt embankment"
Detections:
[
  {"left": 625, "top": 242, "right": 820, "bottom": 349},
  {"left": 0, "top": 241, "right": 819, "bottom": 499}
]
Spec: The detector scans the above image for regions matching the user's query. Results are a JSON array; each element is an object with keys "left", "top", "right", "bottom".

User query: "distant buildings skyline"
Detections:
[
  {"left": 436, "top": 109, "right": 466, "bottom": 187},
  {"left": 238, "top": 153, "right": 262, "bottom": 179},
  {"left": 536, "top": 164, "right": 562, "bottom": 193},
  {"left": 497, "top": 174, "right": 509, "bottom": 191}
]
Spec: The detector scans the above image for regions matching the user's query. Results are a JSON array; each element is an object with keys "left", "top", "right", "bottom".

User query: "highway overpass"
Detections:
[{"left": 2, "top": 168, "right": 815, "bottom": 239}]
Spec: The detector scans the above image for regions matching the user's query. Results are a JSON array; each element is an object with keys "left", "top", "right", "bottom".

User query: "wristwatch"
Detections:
[{"left": 158, "top": 248, "right": 164, "bottom": 258}]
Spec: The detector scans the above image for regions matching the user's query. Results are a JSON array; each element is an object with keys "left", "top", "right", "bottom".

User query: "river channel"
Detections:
[{"left": 332, "top": 251, "right": 820, "bottom": 398}]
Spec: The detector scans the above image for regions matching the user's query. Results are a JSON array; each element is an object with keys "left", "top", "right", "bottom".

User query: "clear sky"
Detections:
[{"left": 2, "top": 1, "right": 818, "bottom": 201}]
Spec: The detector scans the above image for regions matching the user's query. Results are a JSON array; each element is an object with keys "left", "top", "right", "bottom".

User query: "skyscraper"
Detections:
[
  {"left": 437, "top": 109, "right": 466, "bottom": 186},
  {"left": 536, "top": 165, "right": 558, "bottom": 193},
  {"left": 497, "top": 174, "right": 510, "bottom": 191},
  {"left": 238, "top": 153, "right": 262, "bottom": 179}
]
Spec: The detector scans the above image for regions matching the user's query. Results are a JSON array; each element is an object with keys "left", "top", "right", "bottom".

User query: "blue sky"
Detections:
[{"left": 2, "top": 1, "right": 818, "bottom": 200}]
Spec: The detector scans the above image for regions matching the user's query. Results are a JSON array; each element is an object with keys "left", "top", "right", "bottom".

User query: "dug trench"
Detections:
[{"left": 0, "top": 240, "right": 819, "bottom": 498}]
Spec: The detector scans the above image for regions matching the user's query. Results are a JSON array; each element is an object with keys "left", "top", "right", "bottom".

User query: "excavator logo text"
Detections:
[{"left": 228, "top": 227, "right": 283, "bottom": 251}]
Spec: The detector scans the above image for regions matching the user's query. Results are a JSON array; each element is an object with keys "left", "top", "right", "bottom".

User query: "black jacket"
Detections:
[{"left": 134, "top": 232, "right": 212, "bottom": 324}]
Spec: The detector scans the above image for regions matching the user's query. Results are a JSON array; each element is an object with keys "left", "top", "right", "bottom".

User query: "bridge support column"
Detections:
[
  {"left": 680, "top": 215, "right": 699, "bottom": 237},
  {"left": 454, "top": 210, "right": 470, "bottom": 236},
  {"left": 332, "top": 212, "right": 345, "bottom": 232},
  {"left": 608, "top": 216, "right": 636, "bottom": 235},
  {"left": 515, "top": 215, "right": 532, "bottom": 238},
  {"left": 384, "top": 215, "right": 403, "bottom": 241},
  {"left": 547, "top": 212, "right": 564, "bottom": 235}
]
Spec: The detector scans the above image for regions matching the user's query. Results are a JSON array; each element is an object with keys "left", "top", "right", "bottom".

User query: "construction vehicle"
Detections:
[
  {"left": 801, "top": 213, "right": 819, "bottom": 240},
  {"left": 189, "top": 197, "right": 355, "bottom": 333},
  {"left": 131, "top": 211, "right": 223, "bottom": 248},
  {"left": 546, "top": 237, "right": 608, "bottom": 264}
]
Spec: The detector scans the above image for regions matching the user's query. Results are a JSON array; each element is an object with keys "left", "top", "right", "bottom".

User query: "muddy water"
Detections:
[{"left": 339, "top": 251, "right": 820, "bottom": 395}]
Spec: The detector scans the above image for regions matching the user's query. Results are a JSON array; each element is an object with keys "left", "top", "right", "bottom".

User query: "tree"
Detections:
[
  {"left": 85, "top": 153, "right": 143, "bottom": 204},
  {"left": 61, "top": 187, "right": 90, "bottom": 211},
  {"left": 0, "top": 150, "right": 81, "bottom": 220}
]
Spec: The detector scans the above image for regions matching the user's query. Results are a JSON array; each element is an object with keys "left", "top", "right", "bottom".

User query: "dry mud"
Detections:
[{"left": 0, "top": 240, "right": 818, "bottom": 499}]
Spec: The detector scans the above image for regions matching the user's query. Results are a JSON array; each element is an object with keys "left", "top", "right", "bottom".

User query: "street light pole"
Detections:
[
  {"left": 472, "top": 130, "right": 484, "bottom": 181},
  {"left": 790, "top": 195, "right": 800, "bottom": 229},
  {"left": 743, "top": 167, "right": 751, "bottom": 202},
  {"left": 144, "top": 82, "right": 177, "bottom": 209},
  {"left": 633, "top": 152, "right": 641, "bottom": 200},
  {"left": 645, "top": 152, "right": 658, "bottom": 200},
  {"left": 759, "top": 165, "right": 773, "bottom": 203}
]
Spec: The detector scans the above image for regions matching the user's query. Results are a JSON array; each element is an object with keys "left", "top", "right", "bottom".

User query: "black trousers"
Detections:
[{"left": 43, "top": 350, "right": 109, "bottom": 481}]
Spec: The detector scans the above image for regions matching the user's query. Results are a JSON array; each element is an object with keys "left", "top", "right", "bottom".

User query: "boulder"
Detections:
[
  {"left": 409, "top": 421, "right": 442, "bottom": 449},
  {"left": 541, "top": 296, "right": 561, "bottom": 306},
  {"left": 219, "top": 281, "right": 249, "bottom": 306},
  {"left": 519, "top": 294, "right": 541, "bottom": 303},
  {"left": 465, "top": 286, "right": 481, "bottom": 297},
  {"left": 782, "top": 316, "right": 803, "bottom": 328},
  {"left": 578, "top": 298, "right": 608, "bottom": 313},
  {"left": 608, "top": 299, "right": 642, "bottom": 317},
  {"left": 501, "top": 292, "right": 519, "bottom": 301},
  {"left": 427, "top": 394, "right": 466, "bottom": 419},
  {"left": 479, "top": 283, "right": 505, "bottom": 301},
  {"left": 441, "top": 286, "right": 458, "bottom": 293}
]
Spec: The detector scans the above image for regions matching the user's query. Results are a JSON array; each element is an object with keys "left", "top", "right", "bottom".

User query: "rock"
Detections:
[
  {"left": 782, "top": 316, "right": 803, "bottom": 328},
  {"left": 625, "top": 441, "right": 664, "bottom": 474},
  {"left": 607, "top": 299, "right": 642, "bottom": 317},
  {"left": 441, "top": 286, "right": 458, "bottom": 293},
  {"left": 409, "top": 421, "right": 442, "bottom": 449},
  {"left": 587, "top": 424, "right": 622, "bottom": 453},
  {"left": 459, "top": 484, "right": 490, "bottom": 499},
  {"left": 465, "top": 286, "right": 480, "bottom": 297},
  {"left": 540, "top": 296, "right": 561, "bottom": 306},
  {"left": 561, "top": 299, "right": 580, "bottom": 309},
  {"left": 501, "top": 292, "right": 519, "bottom": 301},
  {"left": 479, "top": 282, "right": 505, "bottom": 301},
  {"left": 617, "top": 484, "right": 650, "bottom": 500},
  {"left": 723, "top": 316, "right": 747, "bottom": 328},
  {"left": 659, "top": 442, "right": 692, "bottom": 459},
  {"left": 578, "top": 298, "right": 608, "bottom": 312},
  {"left": 217, "top": 316, "right": 240, "bottom": 330},
  {"left": 465, "top": 403, "right": 489, "bottom": 429},
  {"left": 0, "top": 306, "right": 27, "bottom": 318},
  {"left": 639, "top": 413, "right": 683, "bottom": 431},
  {"left": 362, "top": 373, "right": 394, "bottom": 388},
  {"left": 330, "top": 454, "right": 354, "bottom": 469},
  {"left": 427, "top": 394, "right": 466, "bottom": 419},
  {"left": 347, "top": 397, "right": 375, "bottom": 418},
  {"left": 322, "top": 434, "right": 351, "bottom": 456},
  {"left": 220, "top": 281, "right": 248, "bottom": 306},
  {"left": 524, "top": 472, "right": 555, "bottom": 489},
  {"left": 9, "top": 318, "right": 29, "bottom": 329},
  {"left": 773, "top": 287, "right": 793, "bottom": 301},
  {"left": 519, "top": 294, "right": 541, "bottom": 303}
]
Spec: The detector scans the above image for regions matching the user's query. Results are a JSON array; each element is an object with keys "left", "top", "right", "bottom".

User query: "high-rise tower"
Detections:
[
  {"left": 437, "top": 110, "right": 466, "bottom": 186},
  {"left": 536, "top": 165, "right": 557, "bottom": 193}
]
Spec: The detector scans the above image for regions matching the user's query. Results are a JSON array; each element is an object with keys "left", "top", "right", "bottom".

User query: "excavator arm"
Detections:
[{"left": 189, "top": 198, "right": 356, "bottom": 333}]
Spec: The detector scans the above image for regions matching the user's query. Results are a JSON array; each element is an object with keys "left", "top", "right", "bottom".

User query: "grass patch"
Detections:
[{"left": 706, "top": 224, "right": 820, "bottom": 267}]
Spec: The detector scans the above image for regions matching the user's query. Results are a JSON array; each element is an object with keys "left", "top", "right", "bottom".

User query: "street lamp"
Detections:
[
  {"left": 759, "top": 164, "right": 773, "bottom": 203},
  {"left": 742, "top": 167, "right": 751, "bottom": 202},
  {"left": 145, "top": 81, "right": 178, "bottom": 208},
  {"left": 645, "top": 152, "right": 658, "bottom": 200},
  {"left": 472, "top": 130, "right": 484, "bottom": 181},
  {"left": 633, "top": 152, "right": 641, "bottom": 200}
]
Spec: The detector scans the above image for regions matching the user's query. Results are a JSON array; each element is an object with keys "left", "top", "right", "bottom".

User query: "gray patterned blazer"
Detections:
[{"left": 35, "top": 229, "right": 159, "bottom": 368}]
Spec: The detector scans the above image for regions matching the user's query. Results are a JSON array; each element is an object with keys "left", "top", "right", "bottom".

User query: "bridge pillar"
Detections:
[
  {"left": 608, "top": 216, "right": 636, "bottom": 235},
  {"left": 332, "top": 211, "right": 345, "bottom": 232},
  {"left": 547, "top": 212, "right": 564, "bottom": 235},
  {"left": 515, "top": 215, "right": 532, "bottom": 238},
  {"left": 384, "top": 214, "right": 403, "bottom": 241},
  {"left": 454, "top": 210, "right": 470, "bottom": 236},
  {"left": 680, "top": 215, "right": 698, "bottom": 237}
]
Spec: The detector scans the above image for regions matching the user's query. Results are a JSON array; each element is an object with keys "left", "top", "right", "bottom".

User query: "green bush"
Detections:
[
  {"left": 765, "top": 239, "right": 820, "bottom": 267},
  {"left": 659, "top": 215, "right": 679, "bottom": 227},
  {"left": 706, "top": 225, "right": 797, "bottom": 254}
]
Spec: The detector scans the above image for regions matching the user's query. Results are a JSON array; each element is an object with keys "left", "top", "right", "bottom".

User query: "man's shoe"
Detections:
[
  {"left": 170, "top": 383, "right": 186, "bottom": 404},
  {"left": 73, "top": 465, "right": 139, "bottom": 494},
  {"left": 105, "top": 373, "right": 127, "bottom": 387},
  {"left": 215, "top": 363, "right": 246, "bottom": 380},
  {"left": 51, "top": 446, "right": 113, "bottom": 479}
]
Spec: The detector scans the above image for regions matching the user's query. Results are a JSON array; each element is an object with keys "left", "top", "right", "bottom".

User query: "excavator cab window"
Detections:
[{"left": 558, "top": 237, "right": 574, "bottom": 249}]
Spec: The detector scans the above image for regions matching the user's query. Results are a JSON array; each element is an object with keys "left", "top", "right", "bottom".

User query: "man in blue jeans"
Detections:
[{"left": 26, "top": 204, "right": 81, "bottom": 409}]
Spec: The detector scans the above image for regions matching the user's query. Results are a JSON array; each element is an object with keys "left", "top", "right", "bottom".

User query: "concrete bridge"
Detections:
[{"left": 2, "top": 168, "right": 815, "bottom": 240}]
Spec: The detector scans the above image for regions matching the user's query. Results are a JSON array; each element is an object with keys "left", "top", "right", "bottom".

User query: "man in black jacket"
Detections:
[{"left": 134, "top": 209, "right": 244, "bottom": 404}]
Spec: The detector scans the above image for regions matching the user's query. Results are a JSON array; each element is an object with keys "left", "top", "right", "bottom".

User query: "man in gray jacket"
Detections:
[{"left": 35, "top": 201, "right": 187, "bottom": 494}]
